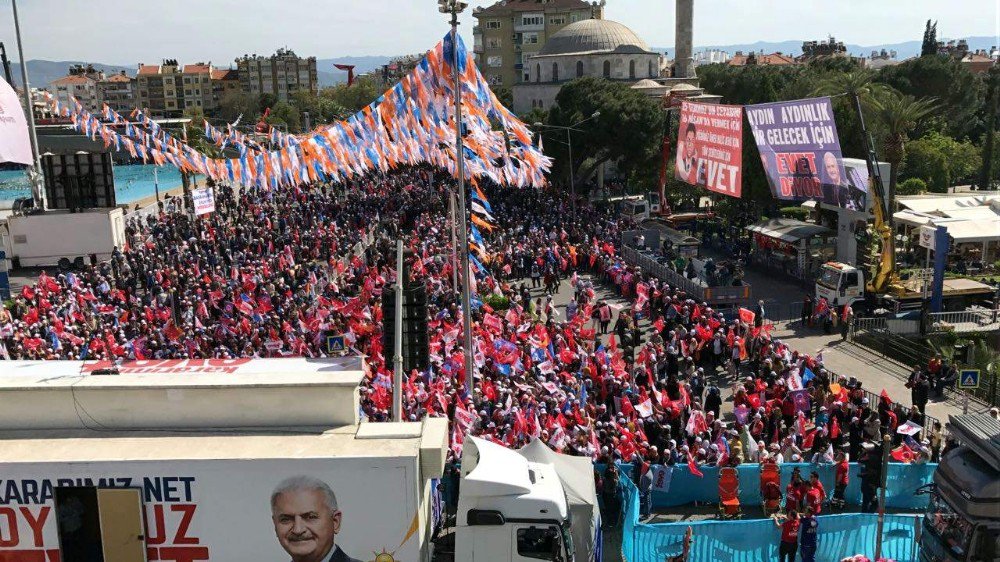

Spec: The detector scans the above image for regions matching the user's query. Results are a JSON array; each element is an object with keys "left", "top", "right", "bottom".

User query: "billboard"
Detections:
[
  {"left": 674, "top": 101, "right": 743, "bottom": 198},
  {"left": 746, "top": 97, "right": 868, "bottom": 210},
  {"left": 0, "top": 458, "right": 422, "bottom": 562},
  {"left": 0, "top": 76, "right": 33, "bottom": 166}
]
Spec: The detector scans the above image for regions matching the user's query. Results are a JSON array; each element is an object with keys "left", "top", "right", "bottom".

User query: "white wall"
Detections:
[{"left": 6, "top": 208, "right": 125, "bottom": 266}]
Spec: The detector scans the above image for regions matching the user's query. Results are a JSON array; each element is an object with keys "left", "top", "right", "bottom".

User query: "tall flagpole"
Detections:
[
  {"left": 446, "top": 1, "right": 475, "bottom": 397},
  {"left": 11, "top": 0, "right": 45, "bottom": 210}
]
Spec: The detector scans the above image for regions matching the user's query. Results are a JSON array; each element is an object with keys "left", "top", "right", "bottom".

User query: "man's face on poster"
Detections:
[
  {"left": 272, "top": 489, "right": 341, "bottom": 562},
  {"left": 685, "top": 129, "right": 697, "bottom": 159},
  {"left": 824, "top": 153, "right": 842, "bottom": 185}
]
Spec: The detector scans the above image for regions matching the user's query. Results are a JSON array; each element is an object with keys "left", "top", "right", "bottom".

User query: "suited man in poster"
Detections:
[
  {"left": 271, "top": 476, "right": 362, "bottom": 562},
  {"left": 676, "top": 122, "right": 700, "bottom": 184}
]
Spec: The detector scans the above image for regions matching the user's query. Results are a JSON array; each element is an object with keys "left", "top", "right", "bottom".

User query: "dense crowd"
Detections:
[{"left": 1, "top": 168, "right": 937, "bottom": 510}]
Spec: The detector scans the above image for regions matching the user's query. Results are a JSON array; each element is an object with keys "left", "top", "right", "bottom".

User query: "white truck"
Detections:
[
  {"left": 440, "top": 437, "right": 600, "bottom": 562},
  {"left": 2, "top": 207, "right": 126, "bottom": 268}
]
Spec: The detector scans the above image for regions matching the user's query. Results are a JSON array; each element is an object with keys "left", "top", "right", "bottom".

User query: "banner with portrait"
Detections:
[
  {"left": 745, "top": 97, "right": 868, "bottom": 210},
  {"left": 0, "top": 458, "right": 422, "bottom": 562},
  {"left": 674, "top": 101, "right": 744, "bottom": 198}
]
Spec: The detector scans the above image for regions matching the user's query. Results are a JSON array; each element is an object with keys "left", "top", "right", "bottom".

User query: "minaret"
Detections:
[{"left": 674, "top": 0, "right": 694, "bottom": 78}]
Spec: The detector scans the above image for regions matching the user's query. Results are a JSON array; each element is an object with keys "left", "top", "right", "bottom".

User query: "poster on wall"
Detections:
[
  {"left": 745, "top": 97, "right": 868, "bottom": 210},
  {"left": 674, "top": 101, "right": 744, "bottom": 197},
  {"left": 0, "top": 458, "right": 421, "bottom": 562},
  {"left": 191, "top": 187, "right": 215, "bottom": 216}
]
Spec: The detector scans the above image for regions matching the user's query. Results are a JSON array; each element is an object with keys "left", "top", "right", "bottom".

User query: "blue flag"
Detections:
[{"left": 802, "top": 367, "right": 816, "bottom": 384}]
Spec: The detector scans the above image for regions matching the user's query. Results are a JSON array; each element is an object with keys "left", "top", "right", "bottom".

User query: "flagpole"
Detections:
[
  {"left": 441, "top": 0, "right": 474, "bottom": 398},
  {"left": 11, "top": 0, "right": 45, "bottom": 210}
]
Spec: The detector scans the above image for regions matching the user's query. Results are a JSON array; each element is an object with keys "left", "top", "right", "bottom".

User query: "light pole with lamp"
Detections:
[
  {"left": 439, "top": 0, "right": 474, "bottom": 397},
  {"left": 534, "top": 110, "right": 599, "bottom": 221}
]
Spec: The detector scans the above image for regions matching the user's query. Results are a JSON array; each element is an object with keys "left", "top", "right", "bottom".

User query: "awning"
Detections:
[
  {"left": 940, "top": 220, "right": 1000, "bottom": 244},
  {"left": 746, "top": 218, "right": 833, "bottom": 243}
]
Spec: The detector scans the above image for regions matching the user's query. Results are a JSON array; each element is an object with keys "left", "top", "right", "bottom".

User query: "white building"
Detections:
[
  {"left": 693, "top": 49, "right": 731, "bottom": 66},
  {"left": 512, "top": 18, "right": 664, "bottom": 114},
  {"left": 49, "top": 74, "right": 100, "bottom": 112}
]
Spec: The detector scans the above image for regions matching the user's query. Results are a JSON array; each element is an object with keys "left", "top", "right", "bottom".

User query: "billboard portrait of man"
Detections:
[
  {"left": 676, "top": 122, "right": 699, "bottom": 184},
  {"left": 820, "top": 151, "right": 845, "bottom": 207},
  {"left": 271, "top": 476, "right": 362, "bottom": 562}
]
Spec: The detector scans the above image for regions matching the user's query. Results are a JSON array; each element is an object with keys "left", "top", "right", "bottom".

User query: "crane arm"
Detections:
[{"left": 852, "top": 93, "right": 897, "bottom": 294}]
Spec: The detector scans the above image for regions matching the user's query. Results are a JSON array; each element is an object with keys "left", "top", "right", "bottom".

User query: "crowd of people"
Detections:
[{"left": 1, "top": 166, "right": 938, "bottom": 522}]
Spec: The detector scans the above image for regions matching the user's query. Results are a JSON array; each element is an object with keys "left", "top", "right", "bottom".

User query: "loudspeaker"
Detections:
[{"left": 42, "top": 152, "right": 116, "bottom": 211}]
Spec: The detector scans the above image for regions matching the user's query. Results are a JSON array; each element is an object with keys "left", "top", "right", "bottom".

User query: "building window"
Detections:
[
  {"left": 570, "top": 13, "right": 582, "bottom": 22},
  {"left": 552, "top": 62, "right": 559, "bottom": 81},
  {"left": 649, "top": 60, "right": 655, "bottom": 77},
  {"left": 485, "top": 20, "right": 502, "bottom": 29},
  {"left": 523, "top": 33, "right": 539, "bottom": 45},
  {"left": 524, "top": 73, "right": 530, "bottom": 82},
  {"left": 535, "top": 64, "right": 540, "bottom": 83},
  {"left": 629, "top": 60, "right": 636, "bottom": 79},
  {"left": 487, "top": 56, "right": 503, "bottom": 68},
  {"left": 185, "top": 89, "right": 191, "bottom": 96},
  {"left": 521, "top": 15, "right": 543, "bottom": 26},
  {"left": 576, "top": 60, "right": 584, "bottom": 77},
  {"left": 603, "top": 60, "right": 611, "bottom": 78},
  {"left": 549, "top": 16, "right": 566, "bottom": 25},
  {"left": 488, "top": 37, "right": 502, "bottom": 50},
  {"left": 487, "top": 74, "right": 503, "bottom": 86}
]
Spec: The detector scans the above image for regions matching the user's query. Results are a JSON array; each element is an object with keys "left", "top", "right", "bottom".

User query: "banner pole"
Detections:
[{"left": 393, "top": 239, "right": 404, "bottom": 422}]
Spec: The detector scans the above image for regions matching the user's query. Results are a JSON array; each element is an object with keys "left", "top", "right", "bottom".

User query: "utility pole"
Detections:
[
  {"left": 393, "top": 240, "right": 404, "bottom": 422},
  {"left": 11, "top": 0, "right": 45, "bottom": 211},
  {"left": 449, "top": 191, "right": 459, "bottom": 293}
]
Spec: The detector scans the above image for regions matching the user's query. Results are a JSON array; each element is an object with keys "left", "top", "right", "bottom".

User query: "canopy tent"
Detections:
[
  {"left": 745, "top": 218, "right": 834, "bottom": 243},
  {"left": 938, "top": 219, "right": 1000, "bottom": 244},
  {"left": 519, "top": 439, "right": 601, "bottom": 562},
  {"left": 896, "top": 194, "right": 1000, "bottom": 214}
]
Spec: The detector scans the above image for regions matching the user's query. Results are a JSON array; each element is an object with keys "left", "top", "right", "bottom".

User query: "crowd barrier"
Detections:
[
  {"left": 620, "top": 476, "right": 923, "bottom": 562},
  {"left": 598, "top": 462, "right": 935, "bottom": 511}
]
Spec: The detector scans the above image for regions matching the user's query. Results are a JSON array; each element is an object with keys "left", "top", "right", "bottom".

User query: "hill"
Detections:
[{"left": 653, "top": 35, "right": 996, "bottom": 60}]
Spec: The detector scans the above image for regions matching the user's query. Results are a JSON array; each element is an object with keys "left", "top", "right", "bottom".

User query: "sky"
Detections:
[{"left": 0, "top": 0, "right": 995, "bottom": 65}]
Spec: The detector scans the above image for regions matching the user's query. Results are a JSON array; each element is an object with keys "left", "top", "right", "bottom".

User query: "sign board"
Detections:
[
  {"left": 958, "top": 369, "right": 980, "bottom": 389},
  {"left": 674, "top": 101, "right": 744, "bottom": 198},
  {"left": 0, "top": 458, "right": 421, "bottom": 561},
  {"left": 191, "top": 187, "right": 216, "bottom": 216},
  {"left": 918, "top": 225, "right": 937, "bottom": 251},
  {"left": 326, "top": 334, "right": 346, "bottom": 354}
]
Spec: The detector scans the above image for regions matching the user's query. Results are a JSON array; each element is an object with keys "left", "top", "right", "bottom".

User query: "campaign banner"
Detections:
[
  {"left": 191, "top": 187, "right": 215, "bottom": 216},
  {"left": 0, "top": 76, "right": 33, "bottom": 165},
  {"left": 0, "top": 458, "right": 421, "bottom": 562},
  {"left": 675, "top": 101, "right": 743, "bottom": 197},
  {"left": 746, "top": 97, "right": 868, "bottom": 210}
]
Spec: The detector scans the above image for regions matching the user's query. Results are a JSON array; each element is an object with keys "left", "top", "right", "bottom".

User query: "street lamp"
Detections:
[
  {"left": 533, "top": 110, "right": 600, "bottom": 220},
  {"left": 439, "top": 0, "right": 474, "bottom": 397}
]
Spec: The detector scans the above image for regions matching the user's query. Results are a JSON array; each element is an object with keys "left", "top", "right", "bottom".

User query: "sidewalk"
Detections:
[{"left": 772, "top": 319, "right": 973, "bottom": 423}]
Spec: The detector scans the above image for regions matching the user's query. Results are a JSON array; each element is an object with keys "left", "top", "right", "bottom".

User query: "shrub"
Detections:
[
  {"left": 482, "top": 293, "right": 510, "bottom": 311},
  {"left": 779, "top": 206, "right": 810, "bottom": 221},
  {"left": 897, "top": 178, "right": 928, "bottom": 195}
]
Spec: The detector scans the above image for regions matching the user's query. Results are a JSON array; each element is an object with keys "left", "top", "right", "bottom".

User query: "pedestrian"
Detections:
[
  {"left": 801, "top": 295, "right": 813, "bottom": 326},
  {"left": 798, "top": 505, "right": 819, "bottom": 562},
  {"left": 601, "top": 463, "right": 620, "bottom": 526},
  {"left": 773, "top": 509, "right": 799, "bottom": 562},
  {"left": 754, "top": 299, "right": 765, "bottom": 328},
  {"left": 832, "top": 451, "right": 849, "bottom": 509}
]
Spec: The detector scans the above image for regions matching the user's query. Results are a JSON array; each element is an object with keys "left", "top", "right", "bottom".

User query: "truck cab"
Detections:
[
  {"left": 609, "top": 195, "right": 650, "bottom": 222},
  {"left": 919, "top": 414, "right": 1000, "bottom": 562},
  {"left": 816, "top": 261, "right": 865, "bottom": 308},
  {"left": 454, "top": 437, "right": 575, "bottom": 562}
]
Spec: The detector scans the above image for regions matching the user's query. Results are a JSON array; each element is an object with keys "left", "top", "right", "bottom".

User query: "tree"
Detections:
[
  {"left": 878, "top": 56, "right": 984, "bottom": 139},
  {"left": 980, "top": 67, "right": 1000, "bottom": 189},
  {"left": 319, "top": 76, "right": 381, "bottom": 114},
  {"left": 904, "top": 132, "right": 982, "bottom": 192},
  {"left": 266, "top": 101, "right": 302, "bottom": 133},
  {"left": 921, "top": 20, "right": 938, "bottom": 57},
  {"left": 493, "top": 86, "right": 513, "bottom": 110},
  {"left": 897, "top": 178, "right": 927, "bottom": 195},
  {"left": 867, "top": 90, "right": 938, "bottom": 214},
  {"left": 258, "top": 93, "right": 278, "bottom": 113},
  {"left": 546, "top": 77, "right": 664, "bottom": 193},
  {"left": 217, "top": 90, "right": 258, "bottom": 124},
  {"left": 810, "top": 70, "right": 891, "bottom": 160}
]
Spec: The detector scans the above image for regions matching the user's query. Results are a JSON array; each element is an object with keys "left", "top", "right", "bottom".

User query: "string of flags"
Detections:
[{"left": 41, "top": 32, "right": 551, "bottom": 189}]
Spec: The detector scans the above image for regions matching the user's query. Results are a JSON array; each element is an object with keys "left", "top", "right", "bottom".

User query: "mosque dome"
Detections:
[{"left": 537, "top": 19, "right": 652, "bottom": 56}]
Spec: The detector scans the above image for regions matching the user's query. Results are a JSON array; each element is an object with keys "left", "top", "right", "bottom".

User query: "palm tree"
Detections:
[
  {"left": 867, "top": 89, "right": 938, "bottom": 222},
  {"left": 809, "top": 70, "right": 889, "bottom": 103}
]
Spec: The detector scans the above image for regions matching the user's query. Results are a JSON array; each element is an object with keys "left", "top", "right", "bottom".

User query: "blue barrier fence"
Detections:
[
  {"left": 620, "top": 476, "right": 922, "bottom": 562},
  {"left": 598, "top": 462, "right": 935, "bottom": 511}
]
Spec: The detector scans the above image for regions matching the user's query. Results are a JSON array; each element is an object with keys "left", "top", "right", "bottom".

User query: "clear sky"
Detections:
[{"left": 0, "top": 0, "right": 994, "bottom": 65}]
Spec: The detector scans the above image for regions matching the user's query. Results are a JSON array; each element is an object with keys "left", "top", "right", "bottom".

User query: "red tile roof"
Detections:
[
  {"left": 50, "top": 75, "right": 95, "bottom": 86},
  {"left": 478, "top": 0, "right": 592, "bottom": 15},
  {"left": 211, "top": 69, "right": 238, "bottom": 81},
  {"left": 106, "top": 73, "right": 133, "bottom": 83},
  {"left": 137, "top": 65, "right": 161, "bottom": 75},
  {"left": 183, "top": 64, "right": 212, "bottom": 74}
]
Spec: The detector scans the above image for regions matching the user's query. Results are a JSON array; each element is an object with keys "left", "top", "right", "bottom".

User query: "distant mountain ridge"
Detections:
[{"left": 652, "top": 35, "right": 996, "bottom": 60}]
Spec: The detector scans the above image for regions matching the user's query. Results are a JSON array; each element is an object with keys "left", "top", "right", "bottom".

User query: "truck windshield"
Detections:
[
  {"left": 818, "top": 268, "right": 840, "bottom": 289},
  {"left": 924, "top": 493, "right": 974, "bottom": 558}
]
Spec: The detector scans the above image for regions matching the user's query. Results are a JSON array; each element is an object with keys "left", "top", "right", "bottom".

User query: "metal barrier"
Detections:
[
  {"left": 928, "top": 309, "right": 1000, "bottom": 334},
  {"left": 621, "top": 246, "right": 752, "bottom": 305}
]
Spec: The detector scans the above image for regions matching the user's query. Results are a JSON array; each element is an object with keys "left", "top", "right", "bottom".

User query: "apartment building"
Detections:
[
  {"left": 472, "top": 0, "right": 606, "bottom": 88},
  {"left": 49, "top": 64, "right": 105, "bottom": 112},
  {"left": 136, "top": 60, "right": 239, "bottom": 118},
  {"left": 97, "top": 71, "right": 136, "bottom": 114},
  {"left": 235, "top": 48, "right": 318, "bottom": 102}
]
